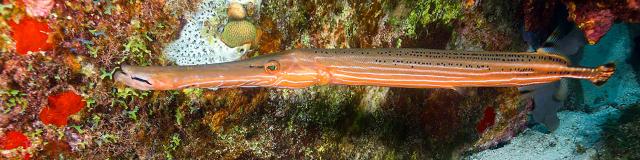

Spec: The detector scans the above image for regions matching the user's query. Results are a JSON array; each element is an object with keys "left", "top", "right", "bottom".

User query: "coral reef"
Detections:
[
  {"left": 4, "top": 0, "right": 624, "bottom": 159},
  {"left": 0, "top": 0, "right": 523, "bottom": 159},
  {"left": 454, "top": 0, "right": 526, "bottom": 51}
]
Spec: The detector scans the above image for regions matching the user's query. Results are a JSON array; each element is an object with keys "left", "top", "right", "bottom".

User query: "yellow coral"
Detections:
[{"left": 221, "top": 20, "right": 257, "bottom": 48}]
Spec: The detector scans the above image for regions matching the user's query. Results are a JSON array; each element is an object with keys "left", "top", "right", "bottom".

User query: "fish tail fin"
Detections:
[{"left": 590, "top": 63, "right": 616, "bottom": 86}]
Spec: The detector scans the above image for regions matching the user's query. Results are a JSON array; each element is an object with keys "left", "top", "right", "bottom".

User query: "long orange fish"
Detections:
[{"left": 114, "top": 48, "right": 615, "bottom": 90}]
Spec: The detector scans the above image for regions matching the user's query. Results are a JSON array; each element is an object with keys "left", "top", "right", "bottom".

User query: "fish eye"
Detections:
[{"left": 264, "top": 60, "right": 280, "bottom": 74}]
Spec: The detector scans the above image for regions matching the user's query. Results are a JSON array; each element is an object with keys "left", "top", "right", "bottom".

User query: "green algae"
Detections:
[
  {"left": 0, "top": 3, "right": 17, "bottom": 53},
  {"left": 123, "top": 19, "right": 153, "bottom": 66},
  {"left": 404, "top": 0, "right": 462, "bottom": 36},
  {"left": 0, "top": 89, "right": 28, "bottom": 113}
]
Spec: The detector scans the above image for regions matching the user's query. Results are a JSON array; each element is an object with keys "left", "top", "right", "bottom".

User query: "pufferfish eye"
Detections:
[{"left": 264, "top": 60, "right": 280, "bottom": 74}]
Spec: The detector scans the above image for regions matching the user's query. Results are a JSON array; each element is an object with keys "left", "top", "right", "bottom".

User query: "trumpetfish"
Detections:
[{"left": 114, "top": 48, "right": 615, "bottom": 91}]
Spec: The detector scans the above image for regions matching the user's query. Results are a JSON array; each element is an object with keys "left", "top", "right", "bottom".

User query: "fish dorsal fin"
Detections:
[
  {"left": 540, "top": 25, "right": 586, "bottom": 56},
  {"left": 543, "top": 22, "right": 574, "bottom": 46},
  {"left": 536, "top": 48, "right": 572, "bottom": 65}
]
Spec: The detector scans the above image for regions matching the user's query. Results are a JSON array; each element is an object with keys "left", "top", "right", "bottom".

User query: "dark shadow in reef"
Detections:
[
  {"left": 626, "top": 24, "right": 640, "bottom": 84},
  {"left": 601, "top": 103, "right": 640, "bottom": 159},
  {"left": 379, "top": 88, "right": 480, "bottom": 159},
  {"left": 400, "top": 22, "right": 454, "bottom": 49}
]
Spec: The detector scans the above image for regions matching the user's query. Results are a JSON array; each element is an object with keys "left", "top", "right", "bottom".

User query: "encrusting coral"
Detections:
[
  {"left": 0, "top": 131, "right": 30, "bottom": 150},
  {"left": 39, "top": 91, "right": 86, "bottom": 127},
  {"left": 8, "top": 16, "right": 52, "bottom": 55},
  {"left": 0, "top": 130, "right": 31, "bottom": 159}
]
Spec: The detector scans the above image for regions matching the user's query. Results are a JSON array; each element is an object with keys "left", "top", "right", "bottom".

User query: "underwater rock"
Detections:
[
  {"left": 221, "top": 20, "right": 257, "bottom": 47},
  {"left": 456, "top": 0, "right": 525, "bottom": 51},
  {"left": 39, "top": 91, "right": 85, "bottom": 127},
  {"left": 0, "top": 0, "right": 581, "bottom": 159},
  {"left": 8, "top": 16, "right": 52, "bottom": 55},
  {"left": 23, "top": 0, "right": 55, "bottom": 17},
  {"left": 381, "top": 87, "right": 524, "bottom": 158}
]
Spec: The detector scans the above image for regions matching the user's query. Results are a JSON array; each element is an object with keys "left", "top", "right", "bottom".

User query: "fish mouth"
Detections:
[{"left": 114, "top": 65, "right": 156, "bottom": 90}]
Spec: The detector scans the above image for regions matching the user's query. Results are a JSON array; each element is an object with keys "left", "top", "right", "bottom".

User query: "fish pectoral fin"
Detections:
[{"left": 537, "top": 25, "right": 586, "bottom": 57}]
